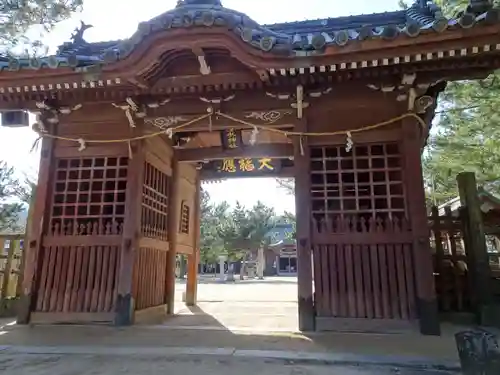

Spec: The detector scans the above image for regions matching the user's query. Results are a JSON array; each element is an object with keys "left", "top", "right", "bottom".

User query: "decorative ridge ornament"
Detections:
[
  {"left": 176, "top": 0, "right": 223, "bottom": 6},
  {"left": 70, "top": 21, "right": 93, "bottom": 45}
]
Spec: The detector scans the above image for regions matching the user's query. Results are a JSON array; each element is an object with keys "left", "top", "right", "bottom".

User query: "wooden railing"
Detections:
[
  {"left": 429, "top": 206, "right": 500, "bottom": 316},
  {"left": 0, "top": 234, "right": 25, "bottom": 315}
]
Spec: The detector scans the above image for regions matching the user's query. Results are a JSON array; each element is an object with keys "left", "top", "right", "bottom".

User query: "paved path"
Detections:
[
  {"left": 0, "top": 277, "right": 462, "bottom": 373},
  {"left": 171, "top": 276, "right": 298, "bottom": 331},
  {"left": 0, "top": 352, "right": 455, "bottom": 375}
]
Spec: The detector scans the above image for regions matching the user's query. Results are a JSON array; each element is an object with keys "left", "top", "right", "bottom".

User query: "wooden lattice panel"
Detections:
[
  {"left": 310, "top": 143, "right": 406, "bottom": 230},
  {"left": 141, "top": 162, "right": 169, "bottom": 240},
  {"left": 35, "top": 245, "right": 120, "bottom": 313},
  {"left": 50, "top": 157, "right": 128, "bottom": 235}
]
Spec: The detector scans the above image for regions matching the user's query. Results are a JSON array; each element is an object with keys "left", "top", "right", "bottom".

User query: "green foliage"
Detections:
[
  {"left": 0, "top": 0, "right": 83, "bottom": 50},
  {"left": 0, "top": 161, "right": 25, "bottom": 231},
  {"left": 216, "top": 200, "right": 276, "bottom": 261},
  {"left": 424, "top": 73, "right": 500, "bottom": 205},
  {"left": 422, "top": 0, "right": 500, "bottom": 206},
  {"left": 433, "top": 0, "right": 468, "bottom": 16},
  {"left": 199, "top": 189, "right": 228, "bottom": 264},
  {"left": 200, "top": 190, "right": 283, "bottom": 264}
]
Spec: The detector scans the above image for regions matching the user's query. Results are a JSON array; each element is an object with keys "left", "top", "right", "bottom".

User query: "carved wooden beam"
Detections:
[
  {"left": 201, "top": 165, "right": 294, "bottom": 180},
  {"left": 177, "top": 143, "right": 293, "bottom": 162},
  {"left": 152, "top": 71, "right": 260, "bottom": 90}
]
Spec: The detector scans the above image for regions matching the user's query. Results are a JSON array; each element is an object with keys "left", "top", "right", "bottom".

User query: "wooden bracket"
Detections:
[
  {"left": 192, "top": 47, "right": 211, "bottom": 75},
  {"left": 256, "top": 69, "right": 269, "bottom": 82}
]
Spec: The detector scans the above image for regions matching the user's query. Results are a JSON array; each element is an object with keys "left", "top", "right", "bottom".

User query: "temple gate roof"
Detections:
[{"left": 0, "top": 0, "right": 498, "bottom": 72}]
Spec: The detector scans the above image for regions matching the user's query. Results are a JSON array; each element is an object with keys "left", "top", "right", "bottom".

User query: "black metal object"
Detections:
[
  {"left": 455, "top": 329, "right": 500, "bottom": 375},
  {"left": 1, "top": 111, "right": 29, "bottom": 127}
]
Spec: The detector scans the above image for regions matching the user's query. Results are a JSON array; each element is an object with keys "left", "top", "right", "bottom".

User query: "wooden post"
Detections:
[
  {"left": 402, "top": 117, "right": 440, "bottom": 335},
  {"left": 457, "top": 172, "right": 496, "bottom": 326},
  {"left": 293, "top": 118, "right": 315, "bottom": 331},
  {"left": 185, "top": 173, "right": 200, "bottom": 306},
  {"left": 114, "top": 140, "right": 145, "bottom": 325},
  {"left": 0, "top": 236, "right": 4, "bottom": 297},
  {"left": 0, "top": 239, "right": 16, "bottom": 306},
  {"left": 16, "top": 189, "right": 36, "bottom": 297},
  {"left": 165, "top": 156, "right": 179, "bottom": 314},
  {"left": 17, "top": 132, "right": 55, "bottom": 324}
]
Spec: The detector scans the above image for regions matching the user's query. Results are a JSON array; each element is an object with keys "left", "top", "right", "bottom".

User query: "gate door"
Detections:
[{"left": 310, "top": 143, "right": 418, "bottom": 332}]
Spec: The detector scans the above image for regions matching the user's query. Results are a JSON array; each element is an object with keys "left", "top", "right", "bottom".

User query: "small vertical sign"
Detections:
[{"left": 220, "top": 128, "right": 243, "bottom": 150}]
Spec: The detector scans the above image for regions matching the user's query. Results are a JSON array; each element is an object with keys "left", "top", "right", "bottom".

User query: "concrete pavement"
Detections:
[
  {"left": 0, "top": 352, "right": 457, "bottom": 375},
  {"left": 0, "top": 277, "right": 462, "bottom": 374}
]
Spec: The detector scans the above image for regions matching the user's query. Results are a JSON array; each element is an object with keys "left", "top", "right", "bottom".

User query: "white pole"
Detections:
[
  {"left": 257, "top": 247, "right": 264, "bottom": 279},
  {"left": 218, "top": 255, "right": 225, "bottom": 282}
]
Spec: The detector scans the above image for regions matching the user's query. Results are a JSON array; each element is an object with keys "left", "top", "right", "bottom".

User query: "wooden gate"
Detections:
[
  {"left": 310, "top": 143, "right": 419, "bottom": 332},
  {"left": 31, "top": 156, "right": 126, "bottom": 323}
]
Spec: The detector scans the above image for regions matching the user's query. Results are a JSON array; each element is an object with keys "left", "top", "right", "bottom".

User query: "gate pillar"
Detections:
[
  {"left": 185, "top": 173, "right": 201, "bottom": 306},
  {"left": 115, "top": 140, "right": 145, "bottom": 325},
  {"left": 402, "top": 118, "right": 440, "bottom": 335},
  {"left": 293, "top": 119, "right": 315, "bottom": 331},
  {"left": 17, "top": 132, "right": 55, "bottom": 324}
]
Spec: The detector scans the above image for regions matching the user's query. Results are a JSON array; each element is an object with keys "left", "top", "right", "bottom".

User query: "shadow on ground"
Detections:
[{"left": 0, "top": 304, "right": 459, "bottom": 365}]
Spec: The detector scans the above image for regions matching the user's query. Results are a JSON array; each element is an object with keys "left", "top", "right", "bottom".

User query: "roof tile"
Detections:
[{"left": 0, "top": 1, "right": 498, "bottom": 72}]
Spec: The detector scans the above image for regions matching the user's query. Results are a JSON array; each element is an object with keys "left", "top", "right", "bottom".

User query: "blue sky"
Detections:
[{"left": 0, "top": 0, "right": 401, "bottom": 213}]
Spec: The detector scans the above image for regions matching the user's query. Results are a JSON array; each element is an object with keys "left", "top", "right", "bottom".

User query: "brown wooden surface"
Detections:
[
  {"left": 402, "top": 117, "right": 439, "bottom": 335},
  {"left": 177, "top": 143, "right": 293, "bottom": 162},
  {"left": 130, "top": 139, "right": 173, "bottom": 314},
  {"left": 18, "top": 126, "right": 56, "bottom": 324},
  {"left": 429, "top": 206, "right": 470, "bottom": 314},
  {"left": 34, "top": 245, "right": 120, "bottom": 314},
  {"left": 457, "top": 172, "right": 496, "bottom": 325},
  {"left": 293, "top": 117, "right": 315, "bottom": 331},
  {"left": 186, "top": 173, "right": 201, "bottom": 306},
  {"left": 8, "top": 8, "right": 500, "bottom": 332},
  {"left": 165, "top": 156, "right": 179, "bottom": 314},
  {"left": 0, "top": 239, "right": 16, "bottom": 301},
  {"left": 308, "top": 139, "right": 420, "bottom": 330},
  {"left": 311, "top": 216, "right": 417, "bottom": 320}
]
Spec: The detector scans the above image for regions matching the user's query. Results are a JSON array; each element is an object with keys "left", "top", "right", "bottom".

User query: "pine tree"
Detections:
[
  {"left": 423, "top": 0, "right": 500, "bottom": 203},
  {"left": 0, "top": 162, "right": 25, "bottom": 231},
  {"left": 0, "top": 0, "right": 83, "bottom": 49},
  {"left": 0, "top": 1, "right": 82, "bottom": 231}
]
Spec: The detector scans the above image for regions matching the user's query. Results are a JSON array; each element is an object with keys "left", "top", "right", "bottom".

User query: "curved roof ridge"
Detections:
[
  {"left": 4, "top": 0, "right": 498, "bottom": 72},
  {"left": 264, "top": 10, "right": 407, "bottom": 30}
]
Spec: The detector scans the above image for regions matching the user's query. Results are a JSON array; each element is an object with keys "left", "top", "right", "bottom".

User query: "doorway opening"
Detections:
[{"left": 172, "top": 176, "right": 298, "bottom": 332}]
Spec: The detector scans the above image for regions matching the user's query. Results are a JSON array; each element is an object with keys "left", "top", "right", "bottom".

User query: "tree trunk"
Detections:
[{"left": 239, "top": 252, "right": 249, "bottom": 280}]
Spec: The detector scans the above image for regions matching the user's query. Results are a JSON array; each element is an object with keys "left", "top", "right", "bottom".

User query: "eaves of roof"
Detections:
[{"left": 0, "top": 2, "right": 498, "bottom": 73}]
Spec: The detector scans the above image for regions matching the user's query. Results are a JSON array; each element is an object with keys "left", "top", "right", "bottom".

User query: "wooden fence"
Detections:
[
  {"left": 0, "top": 234, "right": 25, "bottom": 315},
  {"left": 429, "top": 206, "right": 500, "bottom": 318}
]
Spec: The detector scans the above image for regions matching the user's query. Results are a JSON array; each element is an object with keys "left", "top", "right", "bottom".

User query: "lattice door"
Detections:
[
  {"left": 49, "top": 156, "right": 128, "bottom": 235},
  {"left": 309, "top": 143, "right": 417, "bottom": 322},
  {"left": 33, "top": 156, "right": 128, "bottom": 316}
]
